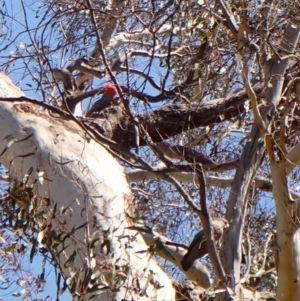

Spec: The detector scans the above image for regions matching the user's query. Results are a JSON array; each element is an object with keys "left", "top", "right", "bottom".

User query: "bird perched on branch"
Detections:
[
  {"left": 181, "top": 218, "right": 228, "bottom": 271},
  {"left": 86, "top": 83, "right": 117, "bottom": 117}
]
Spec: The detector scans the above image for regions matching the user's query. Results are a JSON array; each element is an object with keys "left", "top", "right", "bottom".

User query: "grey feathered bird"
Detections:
[
  {"left": 181, "top": 218, "right": 228, "bottom": 271},
  {"left": 86, "top": 83, "right": 117, "bottom": 117}
]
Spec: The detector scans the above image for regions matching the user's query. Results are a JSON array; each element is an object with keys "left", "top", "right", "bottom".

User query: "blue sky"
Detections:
[
  {"left": 0, "top": 2, "right": 164, "bottom": 300},
  {"left": 0, "top": 1, "right": 279, "bottom": 300},
  {"left": 0, "top": 1, "right": 71, "bottom": 300}
]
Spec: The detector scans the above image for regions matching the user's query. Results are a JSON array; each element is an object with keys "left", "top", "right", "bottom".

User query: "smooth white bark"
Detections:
[
  {"left": 0, "top": 73, "right": 175, "bottom": 301},
  {"left": 128, "top": 169, "right": 300, "bottom": 198}
]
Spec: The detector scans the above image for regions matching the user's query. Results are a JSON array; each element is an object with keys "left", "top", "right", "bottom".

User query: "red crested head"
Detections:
[{"left": 103, "top": 83, "right": 117, "bottom": 97}]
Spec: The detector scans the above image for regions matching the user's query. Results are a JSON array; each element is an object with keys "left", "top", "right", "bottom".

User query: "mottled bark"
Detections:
[
  {"left": 221, "top": 22, "right": 300, "bottom": 297},
  {"left": 109, "top": 87, "right": 259, "bottom": 148}
]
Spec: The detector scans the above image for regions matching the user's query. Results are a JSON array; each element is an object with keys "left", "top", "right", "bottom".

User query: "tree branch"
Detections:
[{"left": 110, "top": 86, "right": 261, "bottom": 148}]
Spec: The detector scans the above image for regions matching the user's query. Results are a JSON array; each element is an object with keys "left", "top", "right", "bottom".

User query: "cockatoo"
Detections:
[{"left": 86, "top": 83, "right": 117, "bottom": 117}]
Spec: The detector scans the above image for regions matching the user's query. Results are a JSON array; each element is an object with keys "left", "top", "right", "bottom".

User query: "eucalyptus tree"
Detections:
[{"left": 0, "top": 0, "right": 300, "bottom": 300}]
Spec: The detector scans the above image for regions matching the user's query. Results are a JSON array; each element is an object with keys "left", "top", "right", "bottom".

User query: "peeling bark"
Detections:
[
  {"left": 221, "top": 22, "right": 300, "bottom": 297},
  {"left": 110, "top": 87, "right": 259, "bottom": 148}
]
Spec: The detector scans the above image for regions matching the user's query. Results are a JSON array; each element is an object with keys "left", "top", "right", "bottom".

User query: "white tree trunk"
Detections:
[{"left": 0, "top": 72, "right": 175, "bottom": 301}]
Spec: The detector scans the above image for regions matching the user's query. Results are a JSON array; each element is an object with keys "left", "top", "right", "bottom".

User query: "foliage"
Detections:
[{"left": 0, "top": 0, "right": 300, "bottom": 300}]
